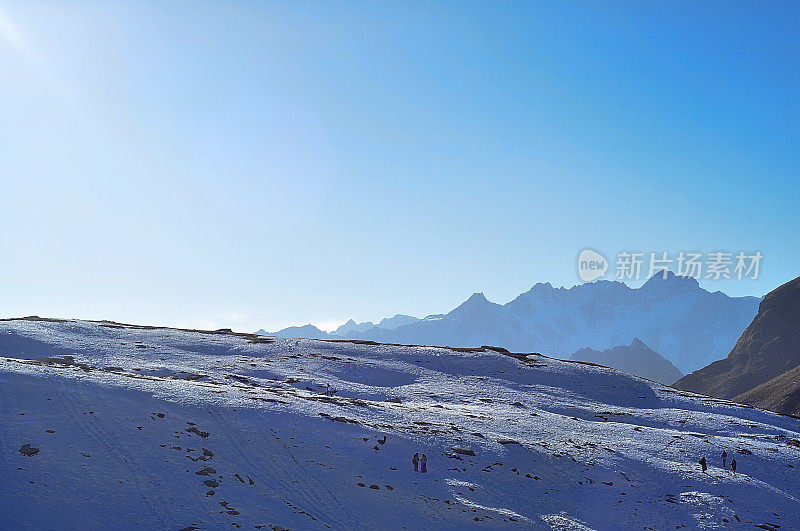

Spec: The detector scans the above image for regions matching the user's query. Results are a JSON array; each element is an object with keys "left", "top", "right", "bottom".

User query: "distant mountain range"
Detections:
[
  {"left": 676, "top": 275, "right": 800, "bottom": 416},
  {"left": 257, "top": 314, "right": 420, "bottom": 340},
  {"left": 570, "top": 338, "right": 683, "bottom": 385},
  {"left": 259, "top": 272, "right": 761, "bottom": 374}
]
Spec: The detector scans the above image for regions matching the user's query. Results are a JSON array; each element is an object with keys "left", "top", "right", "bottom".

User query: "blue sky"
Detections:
[{"left": 1, "top": 1, "right": 798, "bottom": 332}]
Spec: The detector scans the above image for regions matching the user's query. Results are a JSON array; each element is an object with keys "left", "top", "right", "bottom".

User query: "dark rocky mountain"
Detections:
[
  {"left": 570, "top": 338, "right": 684, "bottom": 385},
  {"left": 735, "top": 365, "right": 800, "bottom": 417},
  {"left": 676, "top": 275, "right": 800, "bottom": 414},
  {"left": 262, "top": 272, "right": 761, "bottom": 373}
]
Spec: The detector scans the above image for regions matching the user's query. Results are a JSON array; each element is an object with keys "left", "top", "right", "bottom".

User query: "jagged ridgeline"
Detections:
[{"left": 264, "top": 272, "right": 760, "bottom": 374}]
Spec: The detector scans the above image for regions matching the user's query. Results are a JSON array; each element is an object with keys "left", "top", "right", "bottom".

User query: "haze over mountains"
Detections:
[
  {"left": 262, "top": 272, "right": 760, "bottom": 374},
  {"left": 570, "top": 338, "right": 684, "bottom": 385},
  {"left": 258, "top": 314, "right": 420, "bottom": 340},
  {"left": 676, "top": 275, "right": 800, "bottom": 416}
]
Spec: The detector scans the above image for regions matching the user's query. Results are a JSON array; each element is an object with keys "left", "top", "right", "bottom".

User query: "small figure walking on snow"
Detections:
[
  {"left": 325, "top": 383, "right": 331, "bottom": 396},
  {"left": 412, "top": 452, "right": 419, "bottom": 472},
  {"left": 721, "top": 450, "right": 727, "bottom": 468},
  {"left": 731, "top": 458, "right": 737, "bottom": 474},
  {"left": 698, "top": 456, "right": 707, "bottom": 473},
  {"left": 421, "top": 454, "right": 428, "bottom": 473}
]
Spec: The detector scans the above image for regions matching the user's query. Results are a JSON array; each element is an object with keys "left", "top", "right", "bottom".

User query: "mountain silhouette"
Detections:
[
  {"left": 262, "top": 272, "right": 760, "bottom": 373},
  {"left": 376, "top": 314, "right": 420, "bottom": 330},
  {"left": 333, "top": 319, "right": 375, "bottom": 335},
  {"left": 570, "top": 338, "right": 683, "bottom": 385},
  {"left": 267, "top": 324, "right": 328, "bottom": 340}
]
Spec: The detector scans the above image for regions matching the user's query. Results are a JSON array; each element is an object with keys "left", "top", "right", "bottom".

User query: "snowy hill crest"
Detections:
[{"left": 1, "top": 317, "right": 799, "bottom": 529}]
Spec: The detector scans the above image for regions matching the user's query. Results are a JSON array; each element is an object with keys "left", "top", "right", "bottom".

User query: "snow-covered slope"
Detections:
[{"left": 2, "top": 318, "right": 799, "bottom": 530}]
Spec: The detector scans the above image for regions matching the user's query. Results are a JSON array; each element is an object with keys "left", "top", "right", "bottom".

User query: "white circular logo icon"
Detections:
[{"left": 577, "top": 249, "right": 608, "bottom": 282}]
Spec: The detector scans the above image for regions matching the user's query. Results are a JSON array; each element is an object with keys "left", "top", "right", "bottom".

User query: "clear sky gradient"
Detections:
[{"left": 1, "top": 2, "right": 798, "bottom": 332}]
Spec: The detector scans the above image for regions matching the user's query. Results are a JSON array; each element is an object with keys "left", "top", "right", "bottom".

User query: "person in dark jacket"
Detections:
[
  {"left": 412, "top": 452, "right": 419, "bottom": 472},
  {"left": 421, "top": 454, "right": 428, "bottom": 473},
  {"left": 721, "top": 450, "right": 727, "bottom": 468},
  {"left": 731, "top": 458, "right": 737, "bottom": 474},
  {"left": 699, "top": 456, "right": 707, "bottom": 473}
]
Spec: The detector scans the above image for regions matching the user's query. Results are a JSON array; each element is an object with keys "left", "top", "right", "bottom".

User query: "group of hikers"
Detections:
[
  {"left": 699, "top": 450, "right": 737, "bottom": 474},
  {"left": 411, "top": 452, "right": 428, "bottom": 473}
]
